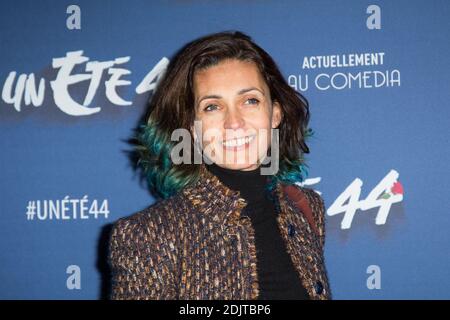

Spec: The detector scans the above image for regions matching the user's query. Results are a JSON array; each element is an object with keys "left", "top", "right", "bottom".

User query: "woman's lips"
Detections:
[{"left": 221, "top": 135, "right": 256, "bottom": 151}]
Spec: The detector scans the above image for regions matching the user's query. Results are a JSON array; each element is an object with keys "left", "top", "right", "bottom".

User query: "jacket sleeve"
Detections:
[
  {"left": 283, "top": 184, "right": 332, "bottom": 299},
  {"left": 108, "top": 214, "right": 178, "bottom": 300},
  {"left": 301, "top": 187, "right": 333, "bottom": 299},
  {"left": 282, "top": 184, "right": 326, "bottom": 248},
  {"left": 302, "top": 187, "right": 327, "bottom": 249}
]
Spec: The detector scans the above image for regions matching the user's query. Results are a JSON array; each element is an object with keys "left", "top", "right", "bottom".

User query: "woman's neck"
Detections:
[{"left": 206, "top": 163, "right": 270, "bottom": 203}]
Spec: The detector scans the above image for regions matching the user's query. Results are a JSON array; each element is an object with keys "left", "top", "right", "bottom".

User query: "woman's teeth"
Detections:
[{"left": 222, "top": 135, "right": 255, "bottom": 147}]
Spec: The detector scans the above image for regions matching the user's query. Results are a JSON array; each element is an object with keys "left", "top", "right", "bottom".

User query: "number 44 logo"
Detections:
[{"left": 327, "top": 169, "right": 404, "bottom": 229}]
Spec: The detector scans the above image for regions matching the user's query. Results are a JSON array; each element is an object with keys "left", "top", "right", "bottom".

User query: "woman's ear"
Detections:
[{"left": 271, "top": 101, "right": 282, "bottom": 128}]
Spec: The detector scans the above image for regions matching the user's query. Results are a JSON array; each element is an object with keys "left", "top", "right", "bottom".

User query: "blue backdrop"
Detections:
[{"left": 1, "top": 0, "right": 449, "bottom": 299}]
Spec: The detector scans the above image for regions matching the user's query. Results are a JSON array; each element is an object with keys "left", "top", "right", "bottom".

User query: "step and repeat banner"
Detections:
[{"left": 1, "top": 0, "right": 449, "bottom": 299}]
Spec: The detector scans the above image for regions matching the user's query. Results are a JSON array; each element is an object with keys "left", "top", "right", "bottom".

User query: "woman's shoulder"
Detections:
[
  {"left": 283, "top": 183, "right": 325, "bottom": 213},
  {"left": 297, "top": 185, "right": 326, "bottom": 212},
  {"left": 108, "top": 195, "right": 185, "bottom": 279},
  {"left": 110, "top": 192, "right": 188, "bottom": 242}
]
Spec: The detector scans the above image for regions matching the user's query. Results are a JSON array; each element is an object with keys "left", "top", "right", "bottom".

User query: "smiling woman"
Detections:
[{"left": 109, "top": 31, "right": 331, "bottom": 300}]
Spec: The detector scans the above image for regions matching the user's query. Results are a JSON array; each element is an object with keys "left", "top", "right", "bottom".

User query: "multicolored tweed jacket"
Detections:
[{"left": 109, "top": 164, "right": 331, "bottom": 300}]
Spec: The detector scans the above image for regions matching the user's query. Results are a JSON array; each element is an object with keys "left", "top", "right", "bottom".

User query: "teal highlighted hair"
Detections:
[
  {"left": 135, "top": 119, "right": 201, "bottom": 200},
  {"left": 265, "top": 127, "right": 314, "bottom": 195}
]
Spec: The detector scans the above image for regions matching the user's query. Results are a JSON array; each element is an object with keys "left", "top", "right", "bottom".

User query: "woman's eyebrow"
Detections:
[{"left": 196, "top": 87, "right": 265, "bottom": 105}]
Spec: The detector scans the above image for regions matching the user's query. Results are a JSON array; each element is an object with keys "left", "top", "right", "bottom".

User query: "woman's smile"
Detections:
[{"left": 221, "top": 134, "right": 256, "bottom": 151}]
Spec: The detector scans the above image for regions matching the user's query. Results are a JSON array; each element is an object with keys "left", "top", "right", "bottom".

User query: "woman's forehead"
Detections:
[{"left": 193, "top": 59, "right": 268, "bottom": 96}]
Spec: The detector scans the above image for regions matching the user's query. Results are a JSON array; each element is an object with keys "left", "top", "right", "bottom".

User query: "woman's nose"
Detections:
[{"left": 223, "top": 109, "right": 245, "bottom": 129}]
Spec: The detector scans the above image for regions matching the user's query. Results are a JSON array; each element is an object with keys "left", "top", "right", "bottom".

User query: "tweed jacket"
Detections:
[{"left": 109, "top": 164, "right": 331, "bottom": 300}]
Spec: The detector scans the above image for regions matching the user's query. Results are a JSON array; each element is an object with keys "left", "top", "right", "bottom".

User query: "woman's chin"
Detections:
[
  {"left": 214, "top": 162, "right": 260, "bottom": 171},
  {"left": 206, "top": 142, "right": 266, "bottom": 170},
  {"left": 211, "top": 153, "right": 261, "bottom": 171}
]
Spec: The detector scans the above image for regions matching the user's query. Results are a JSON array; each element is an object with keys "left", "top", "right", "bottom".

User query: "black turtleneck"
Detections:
[{"left": 206, "top": 163, "right": 310, "bottom": 300}]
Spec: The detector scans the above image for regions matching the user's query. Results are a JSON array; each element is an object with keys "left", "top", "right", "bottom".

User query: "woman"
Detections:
[{"left": 109, "top": 31, "right": 331, "bottom": 300}]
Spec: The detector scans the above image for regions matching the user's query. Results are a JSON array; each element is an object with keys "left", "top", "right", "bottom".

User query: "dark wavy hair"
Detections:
[{"left": 135, "top": 30, "right": 313, "bottom": 199}]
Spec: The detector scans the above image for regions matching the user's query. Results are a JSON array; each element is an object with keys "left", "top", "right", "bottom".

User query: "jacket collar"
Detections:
[{"left": 181, "top": 164, "right": 286, "bottom": 226}]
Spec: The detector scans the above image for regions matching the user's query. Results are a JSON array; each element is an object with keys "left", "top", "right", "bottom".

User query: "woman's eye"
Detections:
[
  {"left": 245, "top": 98, "right": 260, "bottom": 105},
  {"left": 204, "top": 104, "right": 218, "bottom": 112},
  {"left": 203, "top": 99, "right": 259, "bottom": 112}
]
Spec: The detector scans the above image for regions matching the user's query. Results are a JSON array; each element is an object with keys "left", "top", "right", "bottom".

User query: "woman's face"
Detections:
[{"left": 192, "top": 59, "right": 282, "bottom": 171}]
